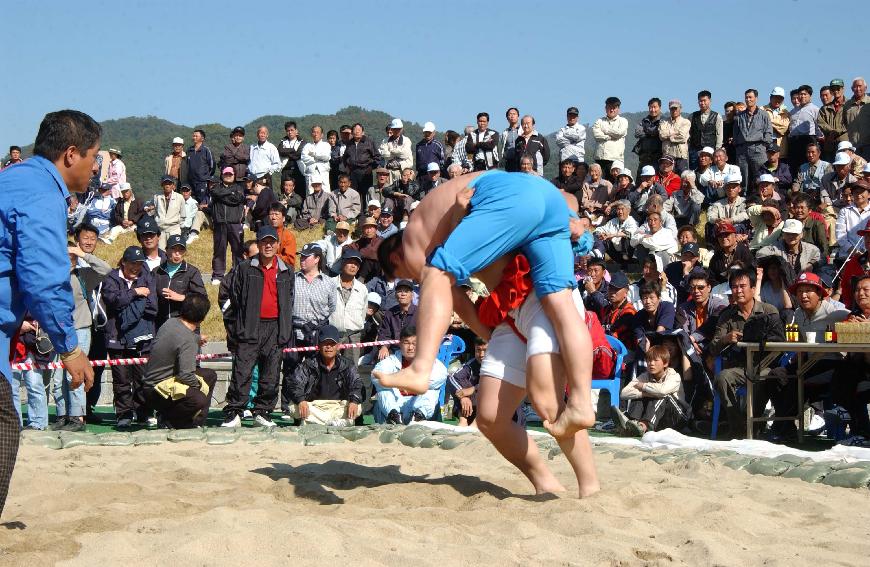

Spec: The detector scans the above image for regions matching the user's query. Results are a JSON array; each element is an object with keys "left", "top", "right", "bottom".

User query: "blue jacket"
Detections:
[
  {"left": 102, "top": 268, "right": 157, "bottom": 351},
  {"left": 186, "top": 144, "right": 215, "bottom": 184},
  {"left": 0, "top": 157, "right": 78, "bottom": 383},
  {"left": 415, "top": 139, "right": 445, "bottom": 175}
]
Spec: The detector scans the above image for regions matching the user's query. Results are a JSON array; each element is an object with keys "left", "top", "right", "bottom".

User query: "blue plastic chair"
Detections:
[
  {"left": 433, "top": 335, "right": 467, "bottom": 421},
  {"left": 592, "top": 335, "right": 628, "bottom": 406}
]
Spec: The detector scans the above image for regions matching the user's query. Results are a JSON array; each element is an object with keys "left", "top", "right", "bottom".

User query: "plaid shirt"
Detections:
[{"left": 292, "top": 271, "right": 336, "bottom": 327}]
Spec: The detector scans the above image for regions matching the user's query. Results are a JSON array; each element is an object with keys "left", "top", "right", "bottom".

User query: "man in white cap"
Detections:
[
  {"left": 420, "top": 161, "right": 447, "bottom": 194},
  {"left": 659, "top": 99, "right": 691, "bottom": 173},
  {"left": 823, "top": 151, "right": 858, "bottom": 206},
  {"left": 688, "top": 90, "right": 723, "bottom": 170},
  {"left": 103, "top": 182, "right": 144, "bottom": 244},
  {"left": 706, "top": 172, "right": 748, "bottom": 230},
  {"left": 414, "top": 121, "right": 444, "bottom": 179},
  {"left": 699, "top": 148, "right": 740, "bottom": 200},
  {"left": 836, "top": 140, "right": 867, "bottom": 177},
  {"left": 757, "top": 218, "right": 820, "bottom": 273},
  {"left": 555, "top": 106, "right": 586, "bottom": 163},
  {"left": 301, "top": 125, "right": 332, "bottom": 193},
  {"left": 627, "top": 165, "right": 668, "bottom": 221},
  {"left": 764, "top": 87, "right": 791, "bottom": 159},
  {"left": 379, "top": 118, "right": 413, "bottom": 184},
  {"left": 295, "top": 174, "right": 330, "bottom": 229},
  {"left": 746, "top": 182, "right": 785, "bottom": 251},
  {"left": 164, "top": 137, "right": 187, "bottom": 185}
]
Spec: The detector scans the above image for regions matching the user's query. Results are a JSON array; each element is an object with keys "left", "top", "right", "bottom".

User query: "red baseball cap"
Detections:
[
  {"left": 788, "top": 271, "right": 828, "bottom": 298},
  {"left": 715, "top": 221, "right": 737, "bottom": 237}
]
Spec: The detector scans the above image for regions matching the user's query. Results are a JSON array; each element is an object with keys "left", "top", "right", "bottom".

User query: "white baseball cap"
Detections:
[
  {"left": 367, "top": 199, "right": 381, "bottom": 208},
  {"left": 426, "top": 162, "right": 440, "bottom": 172},
  {"left": 837, "top": 140, "right": 856, "bottom": 152},
  {"left": 724, "top": 172, "right": 743, "bottom": 184},
  {"left": 863, "top": 163, "right": 870, "bottom": 174},
  {"left": 422, "top": 121, "right": 436, "bottom": 132},
  {"left": 610, "top": 160, "right": 624, "bottom": 171},
  {"left": 172, "top": 137, "right": 184, "bottom": 145},
  {"left": 782, "top": 218, "right": 803, "bottom": 234},
  {"left": 309, "top": 174, "right": 323, "bottom": 185},
  {"left": 119, "top": 182, "right": 132, "bottom": 192},
  {"left": 409, "top": 201, "right": 420, "bottom": 211},
  {"left": 366, "top": 291, "right": 382, "bottom": 306},
  {"left": 770, "top": 86, "right": 786, "bottom": 98},
  {"left": 617, "top": 168, "right": 634, "bottom": 180},
  {"left": 833, "top": 152, "right": 852, "bottom": 166},
  {"left": 699, "top": 146, "right": 715, "bottom": 156},
  {"left": 640, "top": 165, "right": 656, "bottom": 177},
  {"left": 389, "top": 118, "right": 403, "bottom": 129},
  {"left": 757, "top": 173, "right": 776, "bottom": 184}
]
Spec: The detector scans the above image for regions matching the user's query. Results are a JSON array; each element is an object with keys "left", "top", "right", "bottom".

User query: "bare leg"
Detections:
[
  {"left": 538, "top": 290, "right": 596, "bottom": 438},
  {"left": 374, "top": 265, "right": 455, "bottom": 394},
  {"left": 475, "top": 376, "right": 565, "bottom": 495},
  {"left": 526, "top": 353, "right": 599, "bottom": 498}
]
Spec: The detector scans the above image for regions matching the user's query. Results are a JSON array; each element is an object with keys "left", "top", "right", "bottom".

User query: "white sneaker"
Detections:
[
  {"left": 281, "top": 413, "right": 295, "bottom": 421},
  {"left": 242, "top": 409, "right": 253, "bottom": 420},
  {"left": 254, "top": 414, "right": 276, "bottom": 428},
  {"left": 211, "top": 278, "right": 221, "bottom": 286},
  {"left": 806, "top": 413, "right": 826, "bottom": 434},
  {"left": 186, "top": 233, "right": 199, "bottom": 245},
  {"left": 220, "top": 415, "right": 241, "bottom": 428},
  {"left": 146, "top": 417, "right": 158, "bottom": 428}
]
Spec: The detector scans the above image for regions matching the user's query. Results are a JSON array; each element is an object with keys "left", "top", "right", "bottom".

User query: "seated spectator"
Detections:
[
  {"left": 277, "top": 177, "right": 303, "bottom": 224},
  {"left": 749, "top": 172, "right": 785, "bottom": 207},
  {"left": 629, "top": 210, "right": 678, "bottom": 265},
  {"left": 377, "top": 208, "right": 398, "bottom": 238},
  {"left": 141, "top": 295, "right": 217, "bottom": 429},
  {"left": 519, "top": 155, "right": 537, "bottom": 175},
  {"left": 317, "top": 220, "right": 354, "bottom": 276},
  {"left": 839, "top": 220, "right": 870, "bottom": 309},
  {"left": 327, "top": 173, "right": 361, "bottom": 233},
  {"left": 627, "top": 165, "right": 668, "bottom": 222},
  {"left": 832, "top": 275, "right": 870, "bottom": 445},
  {"left": 293, "top": 174, "right": 329, "bottom": 230},
  {"left": 102, "top": 183, "right": 144, "bottom": 244},
  {"left": 694, "top": 146, "right": 714, "bottom": 188},
  {"left": 757, "top": 144, "right": 792, "bottom": 198},
  {"left": 595, "top": 199, "right": 638, "bottom": 266},
  {"left": 708, "top": 221, "right": 755, "bottom": 285},
  {"left": 601, "top": 271, "right": 637, "bottom": 349},
  {"left": 284, "top": 325, "right": 363, "bottom": 426},
  {"left": 152, "top": 235, "right": 207, "bottom": 330},
  {"left": 677, "top": 225, "right": 713, "bottom": 267},
  {"left": 834, "top": 179, "right": 870, "bottom": 261},
  {"left": 757, "top": 219, "right": 821, "bottom": 273},
  {"left": 180, "top": 181, "right": 211, "bottom": 245},
  {"left": 710, "top": 268, "right": 785, "bottom": 438},
  {"left": 707, "top": 172, "right": 748, "bottom": 235},
  {"left": 448, "top": 337, "right": 487, "bottom": 426},
  {"left": 631, "top": 280, "right": 676, "bottom": 354},
  {"left": 84, "top": 183, "right": 115, "bottom": 235},
  {"left": 551, "top": 158, "right": 583, "bottom": 195},
  {"left": 347, "top": 217, "right": 384, "bottom": 282},
  {"left": 675, "top": 269, "right": 727, "bottom": 355},
  {"left": 747, "top": 198, "right": 785, "bottom": 251},
  {"left": 361, "top": 291, "right": 384, "bottom": 357},
  {"left": 756, "top": 255, "right": 796, "bottom": 317},
  {"left": 376, "top": 279, "right": 417, "bottom": 360},
  {"left": 580, "top": 163, "right": 612, "bottom": 225},
  {"left": 664, "top": 242, "right": 703, "bottom": 300},
  {"left": 788, "top": 192, "right": 829, "bottom": 258},
  {"left": 655, "top": 155, "right": 681, "bottom": 195},
  {"left": 698, "top": 148, "right": 740, "bottom": 201},
  {"left": 837, "top": 140, "right": 868, "bottom": 177},
  {"left": 792, "top": 142, "right": 831, "bottom": 197},
  {"left": 664, "top": 170, "right": 704, "bottom": 226},
  {"left": 628, "top": 256, "right": 678, "bottom": 309},
  {"left": 613, "top": 344, "right": 690, "bottom": 436},
  {"left": 372, "top": 325, "right": 447, "bottom": 424},
  {"left": 822, "top": 152, "right": 857, "bottom": 205},
  {"left": 791, "top": 272, "right": 850, "bottom": 341},
  {"left": 67, "top": 192, "right": 86, "bottom": 235},
  {"left": 608, "top": 168, "right": 635, "bottom": 205},
  {"left": 580, "top": 257, "right": 609, "bottom": 318},
  {"left": 418, "top": 162, "right": 447, "bottom": 198},
  {"left": 644, "top": 195, "right": 678, "bottom": 233}
]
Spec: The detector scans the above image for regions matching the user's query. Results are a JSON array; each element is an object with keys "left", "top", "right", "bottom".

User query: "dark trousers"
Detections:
[
  {"left": 191, "top": 181, "right": 209, "bottom": 206},
  {"left": 211, "top": 222, "right": 243, "bottom": 281},
  {"left": 832, "top": 359, "right": 870, "bottom": 436},
  {"left": 86, "top": 328, "right": 107, "bottom": 411},
  {"left": 225, "top": 319, "right": 281, "bottom": 418},
  {"left": 281, "top": 332, "right": 314, "bottom": 412},
  {"left": 737, "top": 144, "right": 767, "bottom": 195},
  {"left": 143, "top": 369, "right": 217, "bottom": 429},
  {"left": 350, "top": 167, "right": 373, "bottom": 193},
  {"left": 788, "top": 135, "right": 815, "bottom": 178},
  {"left": 0, "top": 378, "right": 20, "bottom": 517},
  {"left": 715, "top": 365, "right": 796, "bottom": 435},
  {"left": 109, "top": 347, "right": 147, "bottom": 420},
  {"left": 626, "top": 395, "right": 687, "bottom": 431}
]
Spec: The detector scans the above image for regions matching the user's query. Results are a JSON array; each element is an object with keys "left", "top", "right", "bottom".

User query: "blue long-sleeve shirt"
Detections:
[{"left": 0, "top": 156, "right": 78, "bottom": 383}]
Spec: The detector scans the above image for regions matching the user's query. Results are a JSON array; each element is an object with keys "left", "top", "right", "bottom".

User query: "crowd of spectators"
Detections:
[{"left": 5, "top": 76, "right": 870, "bottom": 445}]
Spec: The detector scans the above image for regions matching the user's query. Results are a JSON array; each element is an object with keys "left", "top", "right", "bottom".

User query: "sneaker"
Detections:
[
  {"left": 411, "top": 410, "right": 426, "bottom": 423},
  {"left": 211, "top": 278, "right": 222, "bottom": 286},
  {"left": 220, "top": 415, "right": 241, "bottom": 428},
  {"left": 254, "top": 414, "right": 276, "bottom": 428},
  {"left": 280, "top": 413, "right": 295, "bottom": 421},
  {"left": 51, "top": 417, "right": 69, "bottom": 431},
  {"left": 86, "top": 412, "right": 104, "bottom": 425},
  {"left": 61, "top": 417, "right": 85, "bottom": 432},
  {"left": 146, "top": 416, "right": 158, "bottom": 429},
  {"left": 610, "top": 406, "right": 629, "bottom": 434},
  {"left": 842, "top": 435, "right": 870, "bottom": 447},
  {"left": 242, "top": 409, "right": 253, "bottom": 420},
  {"left": 595, "top": 419, "right": 617, "bottom": 433},
  {"left": 186, "top": 233, "right": 199, "bottom": 245},
  {"left": 116, "top": 417, "right": 134, "bottom": 430},
  {"left": 386, "top": 409, "right": 402, "bottom": 425},
  {"left": 805, "top": 413, "right": 826, "bottom": 434},
  {"left": 625, "top": 420, "right": 645, "bottom": 437}
]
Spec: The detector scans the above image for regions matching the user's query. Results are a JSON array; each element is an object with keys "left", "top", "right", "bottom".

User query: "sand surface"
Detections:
[{"left": 1, "top": 434, "right": 869, "bottom": 566}]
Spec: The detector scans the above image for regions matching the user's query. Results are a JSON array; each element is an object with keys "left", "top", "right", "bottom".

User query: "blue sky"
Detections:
[{"left": 3, "top": 0, "right": 869, "bottom": 151}]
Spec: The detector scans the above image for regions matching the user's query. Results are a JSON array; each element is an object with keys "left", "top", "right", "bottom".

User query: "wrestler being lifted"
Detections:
[{"left": 375, "top": 170, "right": 594, "bottom": 438}]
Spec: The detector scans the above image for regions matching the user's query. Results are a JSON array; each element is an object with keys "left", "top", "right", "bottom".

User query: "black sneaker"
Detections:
[
  {"left": 411, "top": 410, "right": 426, "bottom": 422},
  {"left": 116, "top": 416, "right": 134, "bottom": 430},
  {"left": 61, "top": 417, "right": 85, "bottom": 432},
  {"left": 386, "top": 410, "right": 402, "bottom": 425},
  {"left": 51, "top": 417, "right": 69, "bottom": 431}
]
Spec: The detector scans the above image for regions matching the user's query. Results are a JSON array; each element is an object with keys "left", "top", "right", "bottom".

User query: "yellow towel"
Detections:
[{"left": 154, "top": 376, "right": 209, "bottom": 400}]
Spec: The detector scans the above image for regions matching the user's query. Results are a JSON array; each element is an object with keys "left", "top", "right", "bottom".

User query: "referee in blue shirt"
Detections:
[{"left": 0, "top": 110, "right": 99, "bottom": 516}]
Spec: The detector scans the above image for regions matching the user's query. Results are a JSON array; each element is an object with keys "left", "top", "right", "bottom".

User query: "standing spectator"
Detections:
[
  {"left": 764, "top": 87, "right": 790, "bottom": 160},
  {"left": 500, "top": 107, "right": 521, "bottom": 171},
  {"left": 448, "top": 126, "right": 473, "bottom": 172},
  {"left": 415, "top": 121, "right": 445, "bottom": 178},
  {"left": 135, "top": 216, "right": 166, "bottom": 272},
  {"left": 284, "top": 324, "right": 362, "bottom": 426},
  {"left": 633, "top": 98, "right": 663, "bottom": 177},
  {"left": 592, "top": 96, "right": 628, "bottom": 178},
  {"left": 249, "top": 125, "right": 282, "bottom": 188},
  {"left": 555, "top": 106, "right": 586, "bottom": 163},
  {"left": 104, "top": 148, "right": 126, "bottom": 199},
  {"left": 787, "top": 85, "right": 821, "bottom": 176},
  {"left": 2, "top": 145, "right": 23, "bottom": 169},
  {"left": 164, "top": 137, "right": 187, "bottom": 186},
  {"left": 209, "top": 166, "right": 245, "bottom": 285},
  {"left": 734, "top": 89, "right": 772, "bottom": 195},
  {"left": 515, "top": 115, "right": 550, "bottom": 177},
  {"left": 659, "top": 99, "right": 691, "bottom": 173},
  {"left": 722, "top": 101, "right": 738, "bottom": 163},
  {"left": 376, "top": 279, "right": 417, "bottom": 360},
  {"left": 278, "top": 122, "right": 306, "bottom": 195},
  {"left": 102, "top": 182, "right": 143, "bottom": 244},
  {"left": 152, "top": 234, "right": 206, "bottom": 329},
  {"left": 84, "top": 183, "right": 115, "bottom": 236},
  {"left": 221, "top": 227, "right": 295, "bottom": 429},
  {"left": 329, "top": 125, "right": 352, "bottom": 189},
  {"left": 317, "top": 220, "right": 355, "bottom": 276},
  {"left": 153, "top": 175, "right": 186, "bottom": 250},
  {"left": 329, "top": 249, "right": 368, "bottom": 362},
  {"left": 844, "top": 77, "right": 870, "bottom": 157},
  {"left": 186, "top": 129, "right": 215, "bottom": 205},
  {"left": 688, "top": 91, "right": 723, "bottom": 170},
  {"left": 11, "top": 318, "right": 51, "bottom": 431},
  {"left": 379, "top": 119, "right": 414, "bottom": 184},
  {"left": 327, "top": 173, "right": 361, "bottom": 233},
  {"left": 219, "top": 126, "right": 250, "bottom": 180},
  {"left": 267, "top": 203, "right": 297, "bottom": 268},
  {"left": 466, "top": 112, "right": 500, "bottom": 171},
  {"left": 300, "top": 125, "right": 332, "bottom": 193},
  {"left": 293, "top": 174, "right": 330, "bottom": 230},
  {"left": 344, "top": 123, "right": 380, "bottom": 193},
  {"left": 818, "top": 79, "right": 848, "bottom": 161},
  {"left": 102, "top": 246, "right": 157, "bottom": 429}
]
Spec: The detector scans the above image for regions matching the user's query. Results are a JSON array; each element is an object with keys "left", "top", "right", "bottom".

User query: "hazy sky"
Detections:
[{"left": 3, "top": 0, "right": 868, "bottom": 151}]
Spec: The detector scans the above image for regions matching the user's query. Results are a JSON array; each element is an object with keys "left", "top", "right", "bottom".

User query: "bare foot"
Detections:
[
  {"left": 543, "top": 402, "right": 595, "bottom": 439},
  {"left": 578, "top": 481, "right": 601, "bottom": 499},
  {"left": 534, "top": 479, "right": 567, "bottom": 496},
  {"left": 373, "top": 367, "right": 429, "bottom": 394}
]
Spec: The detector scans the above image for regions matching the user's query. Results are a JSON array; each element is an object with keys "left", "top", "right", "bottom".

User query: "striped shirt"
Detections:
[{"left": 292, "top": 271, "right": 336, "bottom": 327}]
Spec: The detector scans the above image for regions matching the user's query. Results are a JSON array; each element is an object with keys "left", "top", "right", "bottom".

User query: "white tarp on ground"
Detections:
[{"left": 412, "top": 421, "right": 870, "bottom": 463}]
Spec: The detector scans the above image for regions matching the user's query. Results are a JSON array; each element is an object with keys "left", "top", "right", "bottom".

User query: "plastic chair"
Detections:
[
  {"left": 432, "top": 335, "right": 467, "bottom": 422},
  {"left": 592, "top": 336, "right": 628, "bottom": 407}
]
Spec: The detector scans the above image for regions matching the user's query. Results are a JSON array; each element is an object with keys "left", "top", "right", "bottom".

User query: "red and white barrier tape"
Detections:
[{"left": 11, "top": 339, "right": 401, "bottom": 371}]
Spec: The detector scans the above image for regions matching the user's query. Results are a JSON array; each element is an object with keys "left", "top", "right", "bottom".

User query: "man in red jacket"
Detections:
[{"left": 655, "top": 155, "right": 681, "bottom": 195}]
